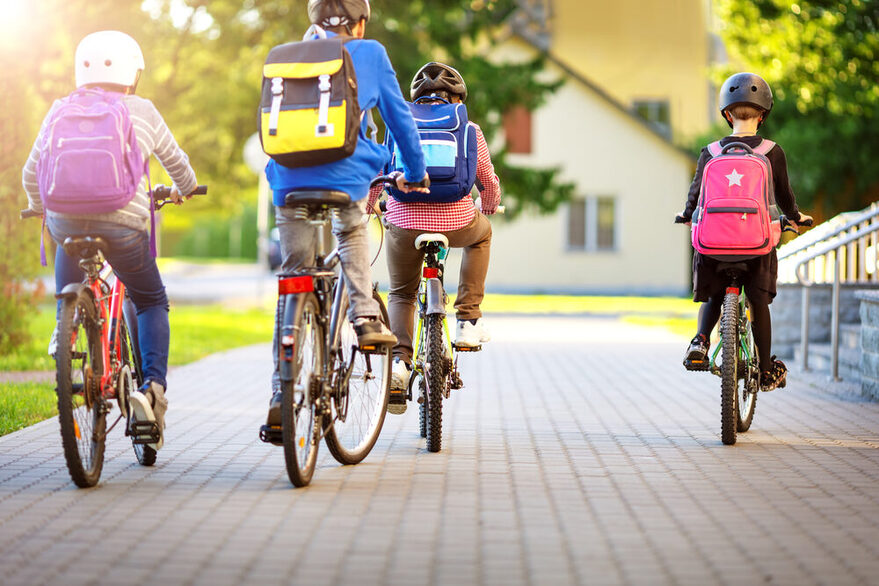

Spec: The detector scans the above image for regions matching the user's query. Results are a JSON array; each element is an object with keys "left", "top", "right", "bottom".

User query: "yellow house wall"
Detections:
[{"left": 550, "top": 0, "right": 713, "bottom": 140}]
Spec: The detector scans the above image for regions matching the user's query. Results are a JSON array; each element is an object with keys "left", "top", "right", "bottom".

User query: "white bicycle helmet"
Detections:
[{"left": 75, "top": 31, "right": 145, "bottom": 89}]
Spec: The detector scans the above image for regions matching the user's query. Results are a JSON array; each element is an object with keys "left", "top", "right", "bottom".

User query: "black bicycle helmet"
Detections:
[
  {"left": 307, "top": 0, "right": 370, "bottom": 28},
  {"left": 718, "top": 72, "right": 773, "bottom": 128},
  {"left": 410, "top": 62, "right": 468, "bottom": 103}
]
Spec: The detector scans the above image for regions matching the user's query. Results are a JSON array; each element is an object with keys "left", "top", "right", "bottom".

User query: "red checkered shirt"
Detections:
[{"left": 367, "top": 122, "right": 501, "bottom": 232}]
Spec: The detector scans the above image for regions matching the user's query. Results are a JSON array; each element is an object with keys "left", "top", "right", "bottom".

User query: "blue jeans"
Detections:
[{"left": 47, "top": 217, "right": 170, "bottom": 389}]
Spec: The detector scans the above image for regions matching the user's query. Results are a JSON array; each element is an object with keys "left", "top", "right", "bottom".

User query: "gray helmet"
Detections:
[
  {"left": 411, "top": 62, "right": 468, "bottom": 102},
  {"left": 719, "top": 72, "right": 773, "bottom": 128},
  {"left": 307, "top": 0, "right": 370, "bottom": 28}
]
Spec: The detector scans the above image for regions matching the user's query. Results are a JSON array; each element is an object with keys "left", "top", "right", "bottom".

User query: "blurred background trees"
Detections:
[{"left": 714, "top": 0, "right": 879, "bottom": 215}]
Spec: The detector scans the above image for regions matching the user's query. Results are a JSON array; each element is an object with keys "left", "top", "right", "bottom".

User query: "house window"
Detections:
[
  {"left": 503, "top": 105, "right": 532, "bottom": 154},
  {"left": 567, "top": 196, "right": 618, "bottom": 252},
  {"left": 633, "top": 99, "right": 671, "bottom": 139}
]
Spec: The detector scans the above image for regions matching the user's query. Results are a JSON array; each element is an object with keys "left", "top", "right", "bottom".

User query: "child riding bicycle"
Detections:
[
  {"left": 677, "top": 72, "right": 812, "bottom": 391},
  {"left": 366, "top": 62, "right": 502, "bottom": 413},
  {"left": 263, "top": 0, "right": 429, "bottom": 427},
  {"left": 21, "top": 31, "right": 199, "bottom": 450}
]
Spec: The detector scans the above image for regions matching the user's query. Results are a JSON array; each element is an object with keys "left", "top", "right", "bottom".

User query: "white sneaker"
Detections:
[
  {"left": 48, "top": 325, "right": 59, "bottom": 356},
  {"left": 391, "top": 357, "right": 412, "bottom": 391},
  {"left": 129, "top": 381, "right": 167, "bottom": 450},
  {"left": 455, "top": 319, "right": 490, "bottom": 347}
]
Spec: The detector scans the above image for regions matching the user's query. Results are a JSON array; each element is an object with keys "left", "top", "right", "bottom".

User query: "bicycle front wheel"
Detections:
[
  {"left": 737, "top": 302, "right": 758, "bottom": 432},
  {"left": 281, "top": 293, "right": 323, "bottom": 487},
  {"left": 120, "top": 312, "right": 155, "bottom": 467},
  {"left": 720, "top": 293, "right": 740, "bottom": 445},
  {"left": 425, "top": 313, "right": 448, "bottom": 453},
  {"left": 325, "top": 290, "right": 391, "bottom": 465},
  {"left": 56, "top": 288, "right": 106, "bottom": 488}
]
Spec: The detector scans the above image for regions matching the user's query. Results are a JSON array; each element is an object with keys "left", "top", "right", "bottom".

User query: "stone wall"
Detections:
[
  {"left": 858, "top": 291, "right": 879, "bottom": 401},
  {"left": 771, "top": 283, "right": 878, "bottom": 358}
]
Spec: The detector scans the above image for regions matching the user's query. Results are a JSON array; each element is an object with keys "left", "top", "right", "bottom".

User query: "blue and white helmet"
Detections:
[{"left": 307, "top": 0, "right": 371, "bottom": 28}]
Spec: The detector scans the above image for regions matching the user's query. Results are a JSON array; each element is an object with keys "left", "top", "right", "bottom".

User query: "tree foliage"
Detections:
[{"left": 715, "top": 0, "right": 879, "bottom": 213}]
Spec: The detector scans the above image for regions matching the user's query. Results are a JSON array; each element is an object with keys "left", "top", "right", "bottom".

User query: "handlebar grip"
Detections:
[
  {"left": 800, "top": 217, "right": 813, "bottom": 227},
  {"left": 674, "top": 215, "right": 688, "bottom": 224},
  {"left": 192, "top": 185, "right": 208, "bottom": 195},
  {"left": 379, "top": 200, "right": 387, "bottom": 213},
  {"left": 20, "top": 209, "right": 41, "bottom": 220}
]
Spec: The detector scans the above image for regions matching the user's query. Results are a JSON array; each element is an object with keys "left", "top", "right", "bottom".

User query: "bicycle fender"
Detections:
[
  {"left": 279, "top": 294, "right": 299, "bottom": 382},
  {"left": 56, "top": 282, "right": 87, "bottom": 301},
  {"left": 425, "top": 279, "right": 446, "bottom": 315}
]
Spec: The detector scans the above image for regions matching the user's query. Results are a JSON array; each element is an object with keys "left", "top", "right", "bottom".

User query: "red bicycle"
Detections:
[{"left": 22, "top": 184, "right": 205, "bottom": 487}]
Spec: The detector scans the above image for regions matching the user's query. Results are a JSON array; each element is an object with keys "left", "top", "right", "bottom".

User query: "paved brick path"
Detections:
[{"left": 2, "top": 315, "right": 879, "bottom": 585}]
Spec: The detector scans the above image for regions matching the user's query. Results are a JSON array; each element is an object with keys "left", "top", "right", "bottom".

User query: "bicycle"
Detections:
[
  {"left": 21, "top": 184, "right": 206, "bottom": 487},
  {"left": 258, "top": 179, "right": 397, "bottom": 487},
  {"left": 376, "top": 192, "right": 503, "bottom": 453},
  {"left": 679, "top": 214, "right": 811, "bottom": 445}
]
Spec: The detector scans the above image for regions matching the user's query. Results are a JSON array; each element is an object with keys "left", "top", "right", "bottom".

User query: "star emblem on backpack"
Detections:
[{"left": 725, "top": 169, "right": 744, "bottom": 187}]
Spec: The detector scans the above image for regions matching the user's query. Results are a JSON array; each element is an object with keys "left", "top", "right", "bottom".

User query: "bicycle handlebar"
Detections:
[
  {"left": 152, "top": 184, "right": 208, "bottom": 209},
  {"left": 20, "top": 209, "right": 41, "bottom": 220},
  {"left": 369, "top": 174, "right": 431, "bottom": 190}
]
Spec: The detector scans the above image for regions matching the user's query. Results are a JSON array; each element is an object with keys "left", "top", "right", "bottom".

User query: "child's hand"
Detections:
[
  {"left": 796, "top": 212, "right": 813, "bottom": 227},
  {"left": 675, "top": 213, "right": 691, "bottom": 226},
  {"left": 395, "top": 172, "right": 430, "bottom": 194}
]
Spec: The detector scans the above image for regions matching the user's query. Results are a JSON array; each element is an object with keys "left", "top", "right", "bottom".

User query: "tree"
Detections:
[{"left": 715, "top": 0, "right": 879, "bottom": 214}]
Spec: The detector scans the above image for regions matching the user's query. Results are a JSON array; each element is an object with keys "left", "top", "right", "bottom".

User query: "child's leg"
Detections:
[
  {"left": 332, "top": 199, "right": 380, "bottom": 319},
  {"left": 446, "top": 213, "right": 492, "bottom": 321},
  {"left": 697, "top": 294, "right": 723, "bottom": 338},
  {"left": 385, "top": 224, "right": 425, "bottom": 364},
  {"left": 748, "top": 298, "right": 773, "bottom": 372}
]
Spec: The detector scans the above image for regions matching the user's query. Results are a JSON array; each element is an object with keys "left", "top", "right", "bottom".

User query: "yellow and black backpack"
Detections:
[{"left": 258, "top": 34, "right": 360, "bottom": 168}]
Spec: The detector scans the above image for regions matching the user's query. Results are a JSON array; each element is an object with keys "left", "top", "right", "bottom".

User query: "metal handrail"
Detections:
[
  {"left": 781, "top": 202, "right": 879, "bottom": 380},
  {"left": 778, "top": 203, "right": 879, "bottom": 262}
]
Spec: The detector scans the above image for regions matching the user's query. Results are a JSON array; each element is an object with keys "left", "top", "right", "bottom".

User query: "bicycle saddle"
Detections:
[
  {"left": 716, "top": 262, "right": 749, "bottom": 274},
  {"left": 414, "top": 233, "right": 449, "bottom": 250},
  {"left": 62, "top": 236, "right": 109, "bottom": 259},
  {"left": 283, "top": 190, "right": 351, "bottom": 208}
]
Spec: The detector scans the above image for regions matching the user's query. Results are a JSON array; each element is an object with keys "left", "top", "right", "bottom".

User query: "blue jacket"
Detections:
[{"left": 265, "top": 33, "right": 426, "bottom": 204}]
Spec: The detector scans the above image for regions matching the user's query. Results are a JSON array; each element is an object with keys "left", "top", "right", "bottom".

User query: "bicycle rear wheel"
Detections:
[
  {"left": 737, "top": 301, "right": 758, "bottom": 432},
  {"left": 325, "top": 290, "right": 391, "bottom": 465},
  {"left": 281, "top": 293, "right": 323, "bottom": 487},
  {"left": 720, "top": 293, "right": 740, "bottom": 445},
  {"left": 425, "top": 314, "right": 448, "bottom": 453},
  {"left": 56, "top": 288, "right": 106, "bottom": 488}
]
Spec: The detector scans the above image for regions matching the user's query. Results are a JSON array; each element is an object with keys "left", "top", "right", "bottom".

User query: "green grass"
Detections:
[
  {"left": 0, "top": 382, "right": 56, "bottom": 436},
  {"left": 0, "top": 303, "right": 274, "bottom": 437}
]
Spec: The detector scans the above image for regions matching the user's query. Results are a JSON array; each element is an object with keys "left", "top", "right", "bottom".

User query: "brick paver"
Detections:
[{"left": 2, "top": 315, "right": 879, "bottom": 585}]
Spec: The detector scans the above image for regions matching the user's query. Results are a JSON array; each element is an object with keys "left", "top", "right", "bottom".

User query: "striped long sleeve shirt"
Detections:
[
  {"left": 367, "top": 122, "right": 502, "bottom": 232},
  {"left": 22, "top": 94, "right": 197, "bottom": 232}
]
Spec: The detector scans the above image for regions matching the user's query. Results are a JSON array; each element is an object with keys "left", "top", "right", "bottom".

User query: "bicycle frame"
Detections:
[{"left": 412, "top": 243, "right": 456, "bottom": 384}]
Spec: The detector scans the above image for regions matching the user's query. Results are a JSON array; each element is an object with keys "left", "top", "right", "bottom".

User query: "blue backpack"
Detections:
[{"left": 385, "top": 100, "right": 478, "bottom": 203}]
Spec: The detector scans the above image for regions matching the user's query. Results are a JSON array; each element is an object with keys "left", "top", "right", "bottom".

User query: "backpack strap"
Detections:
[
  {"left": 39, "top": 215, "right": 48, "bottom": 267},
  {"left": 363, "top": 108, "right": 378, "bottom": 142},
  {"left": 145, "top": 161, "right": 157, "bottom": 257},
  {"left": 706, "top": 141, "right": 723, "bottom": 157},
  {"left": 753, "top": 139, "right": 776, "bottom": 156}
]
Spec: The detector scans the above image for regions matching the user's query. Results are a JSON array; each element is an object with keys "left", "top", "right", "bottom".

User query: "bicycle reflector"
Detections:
[
  {"left": 423, "top": 267, "right": 439, "bottom": 279},
  {"left": 279, "top": 276, "right": 314, "bottom": 294}
]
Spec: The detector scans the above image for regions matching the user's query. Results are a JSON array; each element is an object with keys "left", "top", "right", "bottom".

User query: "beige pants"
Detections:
[{"left": 386, "top": 212, "right": 492, "bottom": 363}]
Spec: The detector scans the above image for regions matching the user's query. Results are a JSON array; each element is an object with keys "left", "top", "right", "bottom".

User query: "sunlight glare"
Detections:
[{"left": 0, "top": 0, "right": 31, "bottom": 44}]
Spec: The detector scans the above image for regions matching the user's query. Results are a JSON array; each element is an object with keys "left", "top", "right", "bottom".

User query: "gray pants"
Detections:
[{"left": 271, "top": 199, "right": 379, "bottom": 391}]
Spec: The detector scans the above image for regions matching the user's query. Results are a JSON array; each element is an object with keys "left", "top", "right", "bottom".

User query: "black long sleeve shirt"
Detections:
[{"left": 682, "top": 134, "right": 800, "bottom": 222}]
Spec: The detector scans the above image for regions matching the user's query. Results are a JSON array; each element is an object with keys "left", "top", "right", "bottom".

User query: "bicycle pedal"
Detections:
[
  {"left": 452, "top": 344, "right": 481, "bottom": 352},
  {"left": 259, "top": 425, "right": 283, "bottom": 446},
  {"left": 129, "top": 421, "right": 160, "bottom": 445},
  {"left": 683, "top": 358, "right": 710, "bottom": 372}
]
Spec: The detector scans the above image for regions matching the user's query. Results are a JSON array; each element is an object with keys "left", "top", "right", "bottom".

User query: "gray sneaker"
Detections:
[
  {"left": 130, "top": 381, "right": 167, "bottom": 450},
  {"left": 48, "top": 325, "right": 59, "bottom": 356}
]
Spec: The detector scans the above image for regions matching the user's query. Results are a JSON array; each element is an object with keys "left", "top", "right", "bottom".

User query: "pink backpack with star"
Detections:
[{"left": 691, "top": 139, "right": 781, "bottom": 261}]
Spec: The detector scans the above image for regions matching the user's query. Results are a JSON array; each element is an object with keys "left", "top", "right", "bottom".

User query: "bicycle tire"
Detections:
[
  {"left": 720, "top": 293, "right": 739, "bottom": 445},
  {"left": 325, "top": 289, "right": 392, "bottom": 465},
  {"left": 120, "top": 315, "right": 156, "bottom": 466},
  {"left": 418, "top": 390, "right": 427, "bottom": 438},
  {"left": 281, "top": 293, "right": 323, "bottom": 487},
  {"left": 425, "top": 313, "right": 447, "bottom": 453},
  {"left": 56, "top": 289, "right": 106, "bottom": 488},
  {"left": 737, "top": 301, "right": 758, "bottom": 432}
]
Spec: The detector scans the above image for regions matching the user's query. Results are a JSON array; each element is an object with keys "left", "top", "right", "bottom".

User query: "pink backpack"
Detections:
[
  {"left": 37, "top": 88, "right": 146, "bottom": 214},
  {"left": 691, "top": 139, "right": 781, "bottom": 261}
]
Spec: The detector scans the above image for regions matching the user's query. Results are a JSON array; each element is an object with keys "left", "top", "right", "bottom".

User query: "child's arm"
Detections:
[
  {"left": 769, "top": 145, "right": 801, "bottom": 221},
  {"left": 681, "top": 149, "right": 710, "bottom": 220},
  {"left": 144, "top": 102, "right": 198, "bottom": 196},
  {"left": 373, "top": 47, "right": 427, "bottom": 184},
  {"left": 472, "top": 124, "right": 501, "bottom": 215}
]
